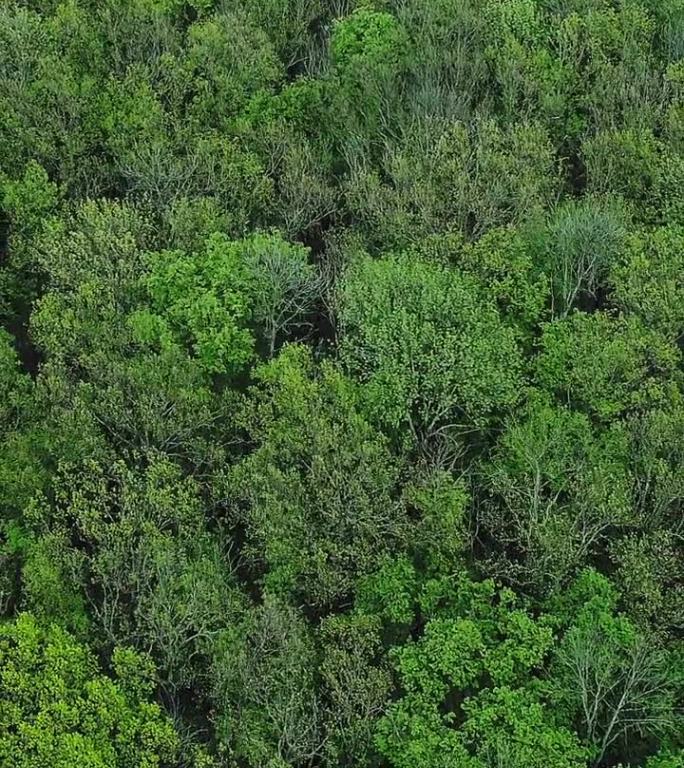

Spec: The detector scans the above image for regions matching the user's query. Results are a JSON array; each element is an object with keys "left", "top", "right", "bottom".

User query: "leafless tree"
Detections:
[
  {"left": 561, "top": 628, "right": 675, "bottom": 767},
  {"left": 547, "top": 198, "right": 627, "bottom": 317},
  {"left": 247, "top": 236, "right": 324, "bottom": 357},
  {"left": 213, "top": 596, "right": 327, "bottom": 766}
]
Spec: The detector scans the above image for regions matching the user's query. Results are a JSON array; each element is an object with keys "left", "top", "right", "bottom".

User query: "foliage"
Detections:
[
  {"left": 211, "top": 595, "right": 323, "bottom": 768},
  {"left": 543, "top": 196, "right": 628, "bottom": 317},
  {"left": 136, "top": 235, "right": 254, "bottom": 376},
  {"left": 226, "top": 344, "right": 406, "bottom": 608},
  {"left": 339, "top": 252, "right": 523, "bottom": 448},
  {"left": 0, "top": 613, "right": 179, "bottom": 768},
  {"left": 534, "top": 312, "right": 681, "bottom": 421},
  {"left": 482, "top": 392, "right": 633, "bottom": 588},
  {"left": 550, "top": 569, "right": 680, "bottom": 766},
  {"left": 1, "top": 0, "right": 683, "bottom": 766},
  {"left": 23, "top": 456, "right": 244, "bottom": 700},
  {"left": 610, "top": 225, "right": 684, "bottom": 341},
  {"left": 375, "top": 574, "right": 588, "bottom": 768}
]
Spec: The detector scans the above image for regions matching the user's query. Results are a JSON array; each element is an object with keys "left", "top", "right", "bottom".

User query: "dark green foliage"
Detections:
[
  {"left": 1, "top": 0, "right": 683, "bottom": 766},
  {"left": 23, "top": 457, "right": 244, "bottom": 700},
  {"left": 211, "top": 595, "right": 322, "bottom": 767},
  {"left": 318, "top": 611, "right": 392, "bottom": 766},
  {"left": 226, "top": 345, "right": 406, "bottom": 607}
]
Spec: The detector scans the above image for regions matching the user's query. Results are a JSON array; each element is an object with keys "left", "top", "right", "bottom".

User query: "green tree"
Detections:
[
  {"left": 0, "top": 613, "right": 179, "bottom": 768},
  {"left": 23, "top": 457, "right": 244, "bottom": 702},
  {"left": 376, "top": 574, "right": 587, "bottom": 768},
  {"left": 30, "top": 201, "right": 225, "bottom": 464},
  {"left": 534, "top": 312, "right": 681, "bottom": 422},
  {"left": 211, "top": 596, "right": 323, "bottom": 768},
  {"left": 240, "top": 233, "right": 321, "bottom": 358},
  {"left": 330, "top": 7, "right": 409, "bottom": 146},
  {"left": 610, "top": 225, "right": 684, "bottom": 342},
  {"left": 0, "top": 160, "right": 61, "bottom": 314},
  {"left": 344, "top": 118, "right": 560, "bottom": 248},
  {"left": 611, "top": 403, "right": 684, "bottom": 632},
  {"left": 550, "top": 569, "right": 680, "bottom": 767},
  {"left": 226, "top": 344, "right": 406, "bottom": 607},
  {"left": 543, "top": 196, "right": 628, "bottom": 317},
  {"left": 135, "top": 234, "right": 254, "bottom": 376},
  {"left": 184, "top": 9, "right": 283, "bottom": 133},
  {"left": 452, "top": 226, "right": 550, "bottom": 339},
  {"left": 319, "top": 612, "right": 392, "bottom": 767},
  {"left": 339, "top": 251, "right": 523, "bottom": 455},
  {"left": 482, "top": 393, "right": 633, "bottom": 589}
]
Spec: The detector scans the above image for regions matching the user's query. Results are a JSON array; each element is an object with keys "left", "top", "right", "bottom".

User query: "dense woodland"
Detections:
[{"left": 0, "top": 0, "right": 683, "bottom": 766}]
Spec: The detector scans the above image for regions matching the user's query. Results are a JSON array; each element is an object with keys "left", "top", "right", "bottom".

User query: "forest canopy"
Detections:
[{"left": 0, "top": 1, "right": 683, "bottom": 767}]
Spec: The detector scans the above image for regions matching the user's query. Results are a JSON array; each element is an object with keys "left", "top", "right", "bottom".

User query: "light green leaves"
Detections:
[
  {"left": 535, "top": 312, "right": 680, "bottom": 421},
  {"left": 339, "top": 252, "right": 523, "bottom": 443},
  {"left": 137, "top": 231, "right": 319, "bottom": 373},
  {"left": 376, "top": 574, "right": 584, "bottom": 768},
  {"left": 610, "top": 225, "right": 684, "bottom": 342},
  {"left": 139, "top": 234, "right": 253, "bottom": 375},
  {"left": 0, "top": 614, "right": 179, "bottom": 768}
]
